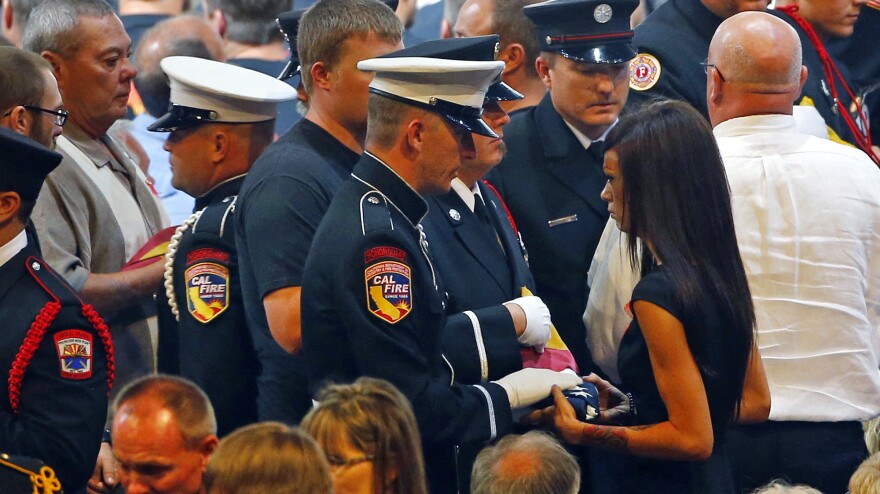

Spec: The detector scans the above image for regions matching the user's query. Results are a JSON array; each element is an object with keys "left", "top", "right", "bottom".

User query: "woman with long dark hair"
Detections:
[{"left": 543, "top": 100, "right": 770, "bottom": 493}]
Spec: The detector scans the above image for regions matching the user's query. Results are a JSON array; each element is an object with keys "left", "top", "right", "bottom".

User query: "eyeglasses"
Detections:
[
  {"left": 24, "top": 105, "right": 69, "bottom": 126},
  {"left": 3, "top": 105, "right": 68, "bottom": 126},
  {"left": 700, "top": 58, "right": 726, "bottom": 83},
  {"left": 325, "top": 454, "right": 375, "bottom": 471}
]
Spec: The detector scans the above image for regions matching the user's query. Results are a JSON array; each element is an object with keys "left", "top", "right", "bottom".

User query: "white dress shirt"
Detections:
[{"left": 716, "top": 114, "right": 880, "bottom": 422}]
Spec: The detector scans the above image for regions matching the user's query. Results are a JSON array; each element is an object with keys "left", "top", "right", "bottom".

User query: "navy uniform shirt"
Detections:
[
  {"left": 158, "top": 176, "right": 260, "bottom": 437},
  {"left": 302, "top": 153, "right": 513, "bottom": 494},
  {"left": 235, "top": 118, "right": 360, "bottom": 424},
  {"left": 0, "top": 241, "right": 112, "bottom": 492},
  {"left": 627, "top": 0, "right": 723, "bottom": 118},
  {"left": 488, "top": 93, "right": 607, "bottom": 375}
]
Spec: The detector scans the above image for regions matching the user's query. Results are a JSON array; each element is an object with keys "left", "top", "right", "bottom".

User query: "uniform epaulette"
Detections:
[
  {"left": 9, "top": 258, "right": 115, "bottom": 413},
  {"left": 191, "top": 196, "right": 237, "bottom": 240},
  {"left": 24, "top": 257, "right": 81, "bottom": 304},
  {"left": 360, "top": 191, "right": 394, "bottom": 235}
]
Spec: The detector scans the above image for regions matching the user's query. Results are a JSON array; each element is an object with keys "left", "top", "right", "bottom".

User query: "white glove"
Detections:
[
  {"left": 493, "top": 368, "right": 582, "bottom": 409},
  {"left": 507, "top": 296, "right": 551, "bottom": 352}
]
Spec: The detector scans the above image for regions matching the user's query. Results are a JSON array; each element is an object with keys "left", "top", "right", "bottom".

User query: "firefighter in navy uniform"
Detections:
[
  {"left": 151, "top": 56, "right": 296, "bottom": 436},
  {"left": 385, "top": 35, "right": 553, "bottom": 387},
  {"left": 488, "top": 0, "right": 639, "bottom": 376},
  {"left": 0, "top": 127, "right": 114, "bottom": 494},
  {"left": 300, "top": 44, "right": 581, "bottom": 494}
]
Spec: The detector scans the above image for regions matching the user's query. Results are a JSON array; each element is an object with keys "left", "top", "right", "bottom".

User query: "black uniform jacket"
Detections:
[
  {"left": 302, "top": 153, "right": 513, "bottom": 494},
  {"left": 423, "top": 181, "right": 533, "bottom": 384},
  {"left": 628, "top": 0, "right": 722, "bottom": 118},
  {"left": 488, "top": 93, "right": 608, "bottom": 374},
  {"left": 158, "top": 176, "right": 259, "bottom": 437},
  {"left": 0, "top": 242, "right": 112, "bottom": 491}
]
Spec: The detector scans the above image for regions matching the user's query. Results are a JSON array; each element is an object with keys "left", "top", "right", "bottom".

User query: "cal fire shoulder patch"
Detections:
[
  {"left": 364, "top": 246, "right": 411, "bottom": 324},
  {"left": 630, "top": 53, "right": 661, "bottom": 91},
  {"left": 185, "top": 258, "right": 230, "bottom": 324},
  {"left": 54, "top": 330, "right": 93, "bottom": 380}
]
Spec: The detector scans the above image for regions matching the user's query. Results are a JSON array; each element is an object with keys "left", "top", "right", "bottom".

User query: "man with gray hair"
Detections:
[
  {"left": 454, "top": 0, "right": 547, "bottom": 114},
  {"left": 111, "top": 374, "right": 219, "bottom": 494},
  {"left": 471, "top": 431, "right": 580, "bottom": 494},
  {"left": 23, "top": 0, "right": 167, "bottom": 415},
  {"left": 0, "top": 0, "right": 45, "bottom": 47},
  {"left": 707, "top": 11, "right": 880, "bottom": 493}
]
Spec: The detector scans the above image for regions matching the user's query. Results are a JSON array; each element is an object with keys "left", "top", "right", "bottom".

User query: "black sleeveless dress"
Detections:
[{"left": 614, "top": 267, "right": 740, "bottom": 494}]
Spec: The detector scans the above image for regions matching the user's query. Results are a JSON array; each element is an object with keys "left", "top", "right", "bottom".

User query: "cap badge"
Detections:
[
  {"left": 594, "top": 4, "right": 613, "bottom": 23},
  {"left": 494, "top": 42, "right": 500, "bottom": 60},
  {"left": 629, "top": 53, "right": 662, "bottom": 91},
  {"left": 449, "top": 208, "right": 461, "bottom": 221}
]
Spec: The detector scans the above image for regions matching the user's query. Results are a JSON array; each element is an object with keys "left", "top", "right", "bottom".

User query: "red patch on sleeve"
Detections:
[
  {"left": 54, "top": 330, "right": 93, "bottom": 380},
  {"left": 364, "top": 246, "right": 407, "bottom": 263}
]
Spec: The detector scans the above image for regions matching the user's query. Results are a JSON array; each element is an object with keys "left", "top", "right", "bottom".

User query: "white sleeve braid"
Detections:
[{"left": 163, "top": 210, "right": 204, "bottom": 321}]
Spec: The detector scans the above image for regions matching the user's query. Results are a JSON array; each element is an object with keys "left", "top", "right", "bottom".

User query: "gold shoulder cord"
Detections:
[{"left": 0, "top": 454, "right": 62, "bottom": 494}]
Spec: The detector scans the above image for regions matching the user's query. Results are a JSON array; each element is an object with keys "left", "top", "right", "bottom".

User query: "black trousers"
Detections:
[{"left": 726, "top": 420, "right": 867, "bottom": 494}]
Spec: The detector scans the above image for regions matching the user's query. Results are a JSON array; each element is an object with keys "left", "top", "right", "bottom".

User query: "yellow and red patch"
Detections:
[
  {"left": 185, "top": 262, "right": 229, "bottom": 323},
  {"left": 365, "top": 260, "right": 412, "bottom": 324}
]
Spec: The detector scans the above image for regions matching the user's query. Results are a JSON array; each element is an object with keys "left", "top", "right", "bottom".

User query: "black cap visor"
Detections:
[
  {"left": 559, "top": 41, "right": 637, "bottom": 65},
  {"left": 148, "top": 104, "right": 220, "bottom": 132},
  {"left": 485, "top": 80, "right": 524, "bottom": 102},
  {"left": 370, "top": 88, "right": 498, "bottom": 138}
]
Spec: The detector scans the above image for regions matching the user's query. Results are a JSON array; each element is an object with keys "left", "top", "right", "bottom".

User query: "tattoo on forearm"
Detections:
[{"left": 580, "top": 423, "right": 656, "bottom": 452}]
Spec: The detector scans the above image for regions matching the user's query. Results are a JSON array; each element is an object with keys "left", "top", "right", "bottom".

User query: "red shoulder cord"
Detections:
[
  {"left": 482, "top": 180, "right": 519, "bottom": 235},
  {"left": 9, "top": 304, "right": 116, "bottom": 411},
  {"left": 81, "top": 304, "right": 116, "bottom": 394},
  {"left": 9, "top": 302, "right": 61, "bottom": 413},
  {"left": 776, "top": 5, "right": 879, "bottom": 166}
]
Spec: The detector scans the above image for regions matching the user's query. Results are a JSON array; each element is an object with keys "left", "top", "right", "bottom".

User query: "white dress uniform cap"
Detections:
[
  {"left": 149, "top": 56, "right": 298, "bottom": 132},
  {"left": 357, "top": 57, "right": 505, "bottom": 137}
]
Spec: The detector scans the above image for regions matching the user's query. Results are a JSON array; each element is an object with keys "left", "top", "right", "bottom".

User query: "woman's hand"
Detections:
[
  {"left": 551, "top": 385, "right": 588, "bottom": 445},
  {"left": 584, "top": 373, "right": 631, "bottom": 424}
]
